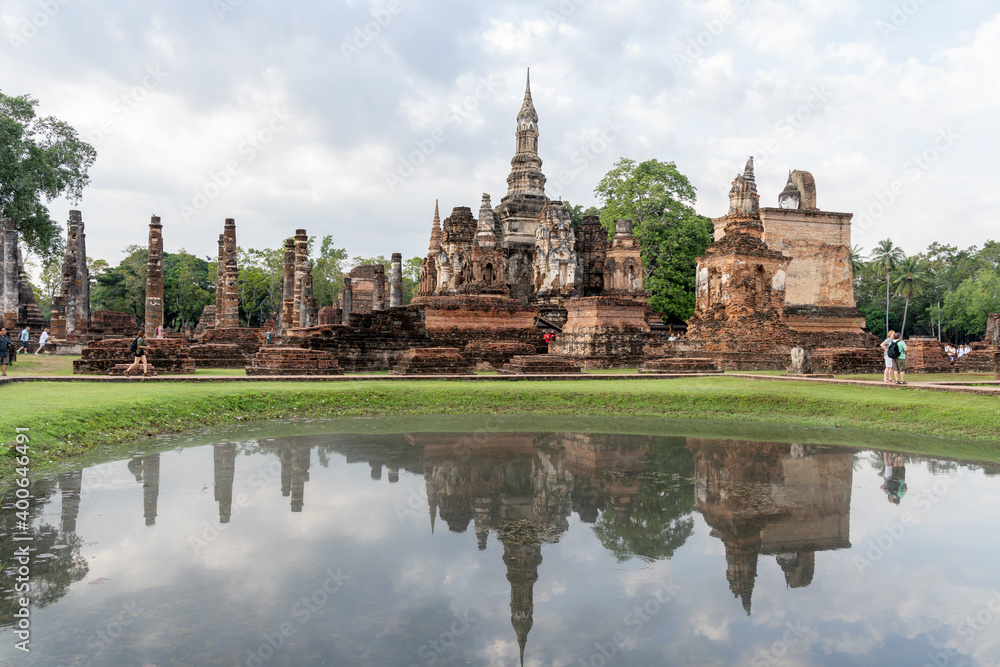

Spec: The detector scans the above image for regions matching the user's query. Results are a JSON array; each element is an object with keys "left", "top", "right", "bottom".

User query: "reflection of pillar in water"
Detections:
[
  {"left": 425, "top": 468, "right": 439, "bottom": 534},
  {"left": 280, "top": 446, "right": 292, "bottom": 498},
  {"left": 370, "top": 462, "right": 382, "bottom": 481},
  {"left": 776, "top": 551, "right": 815, "bottom": 588},
  {"left": 142, "top": 454, "right": 160, "bottom": 527},
  {"left": 387, "top": 466, "right": 399, "bottom": 483},
  {"left": 290, "top": 445, "right": 311, "bottom": 512},
  {"left": 57, "top": 470, "right": 83, "bottom": 533},
  {"left": 725, "top": 529, "right": 762, "bottom": 615},
  {"left": 214, "top": 443, "right": 237, "bottom": 523},
  {"left": 502, "top": 539, "right": 542, "bottom": 667}
]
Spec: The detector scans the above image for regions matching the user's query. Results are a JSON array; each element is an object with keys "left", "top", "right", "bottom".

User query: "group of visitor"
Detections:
[
  {"left": 943, "top": 344, "right": 971, "bottom": 363},
  {"left": 880, "top": 451, "right": 908, "bottom": 505},
  {"left": 880, "top": 331, "right": 907, "bottom": 385}
]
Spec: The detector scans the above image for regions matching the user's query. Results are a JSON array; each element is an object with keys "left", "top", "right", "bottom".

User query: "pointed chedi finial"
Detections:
[
  {"left": 518, "top": 68, "right": 537, "bottom": 127},
  {"left": 428, "top": 199, "right": 443, "bottom": 254}
]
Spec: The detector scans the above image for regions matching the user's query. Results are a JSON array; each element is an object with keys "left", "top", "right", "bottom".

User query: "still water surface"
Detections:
[{"left": 3, "top": 419, "right": 1000, "bottom": 666}]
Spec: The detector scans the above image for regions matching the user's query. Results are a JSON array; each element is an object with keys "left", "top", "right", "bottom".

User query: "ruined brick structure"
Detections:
[
  {"left": 404, "top": 72, "right": 657, "bottom": 369},
  {"left": 88, "top": 310, "right": 136, "bottom": 337},
  {"left": 575, "top": 217, "right": 608, "bottom": 297},
  {"left": 215, "top": 218, "right": 239, "bottom": 328},
  {"left": 0, "top": 218, "right": 19, "bottom": 329},
  {"left": 340, "top": 264, "right": 387, "bottom": 313},
  {"left": 49, "top": 210, "right": 90, "bottom": 341},
  {"left": 604, "top": 219, "right": 644, "bottom": 294},
  {"left": 712, "top": 169, "right": 870, "bottom": 347},
  {"left": 277, "top": 238, "right": 295, "bottom": 337},
  {"left": 988, "top": 313, "right": 999, "bottom": 345},
  {"left": 246, "top": 347, "right": 343, "bottom": 375},
  {"left": 390, "top": 253, "right": 403, "bottom": 307},
  {"left": 687, "top": 158, "right": 793, "bottom": 349},
  {"left": 144, "top": 216, "right": 164, "bottom": 338},
  {"left": 390, "top": 348, "right": 474, "bottom": 375},
  {"left": 533, "top": 201, "right": 577, "bottom": 301},
  {"left": 495, "top": 71, "right": 548, "bottom": 305},
  {"left": 74, "top": 338, "right": 195, "bottom": 375}
]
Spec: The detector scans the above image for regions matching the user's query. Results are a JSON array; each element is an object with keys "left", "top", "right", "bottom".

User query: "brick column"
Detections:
[
  {"left": 390, "top": 252, "right": 403, "bottom": 307},
  {"left": 218, "top": 218, "right": 239, "bottom": 328},
  {"left": 280, "top": 238, "right": 295, "bottom": 334},
  {"left": 1, "top": 218, "right": 19, "bottom": 329},
  {"left": 372, "top": 264, "right": 386, "bottom": 311},
  {"left": 144, "top": 216, "right": 164, "bottom": 338},
  {"left": 341, "top": 276, "right": 352, "bottom": 325},
  {"left": 292, "top": 229, "right": 308, "bottom": 328}
]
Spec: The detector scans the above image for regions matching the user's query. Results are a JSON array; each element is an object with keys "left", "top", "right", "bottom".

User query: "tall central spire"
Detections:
[{"left": 505, "top": 68, "right": 546, "bottom": 199}]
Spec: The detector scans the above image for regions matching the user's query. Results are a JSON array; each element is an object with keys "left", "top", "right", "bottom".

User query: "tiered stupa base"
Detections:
[
  {"left": 74, "top": 339, "right": 195, "bottom": 374},
  {"left": 640, "top": 358, "right": 720, "bottom": 374},
  {"left": 390, "top": 348, "right": 474, "bottom": 375},
  {"left": 188, "top": 343, "right": 247, "bottom": 369},
  {"left": 499, "top": 355, "right": 582, "bottom": 375},
  {"left": 464, "top": 340, "right": 537, "bottom": 371},
  {"left": 245, "top": 347, "right": 344, "bottom": 375}
]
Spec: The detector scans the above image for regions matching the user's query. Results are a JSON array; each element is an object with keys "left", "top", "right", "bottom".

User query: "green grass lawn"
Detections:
[
  {"left": 8, "top": 353, "right": 78, "bottom": 376},
  {"left": 2, "top": 376, "right": 999, "bottom": 488}
]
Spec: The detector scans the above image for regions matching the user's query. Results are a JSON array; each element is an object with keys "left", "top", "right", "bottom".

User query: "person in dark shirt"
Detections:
[
  {"left": 123, "top": 328, "right": 149, "bottom": 376},
  {"left": 0, "top": 327, "right": 11, "bottom": 376}
]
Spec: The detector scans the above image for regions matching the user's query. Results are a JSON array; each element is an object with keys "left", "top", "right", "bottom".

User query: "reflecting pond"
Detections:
[{"left": 3, "top": 420, "right": 1000, "bottom": 666}]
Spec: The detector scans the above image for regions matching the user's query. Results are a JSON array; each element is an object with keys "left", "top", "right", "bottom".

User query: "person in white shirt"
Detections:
[{"left": 35, "top": 328, "right": 49, "bottom": 355}]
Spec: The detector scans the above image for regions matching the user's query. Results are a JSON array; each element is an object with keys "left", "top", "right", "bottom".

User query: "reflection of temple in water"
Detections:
[
  {"left": 29, "top": 431, "right": 857, "bottom": 661},
  {"left": 412, "top": 432, "right": 658, "bottom": 664},
  {"left": 127, "top": 453, "right": 161, "bottom": 526},
  {"left": 688, "top": 440, "right": 853, "bottom": 614}
]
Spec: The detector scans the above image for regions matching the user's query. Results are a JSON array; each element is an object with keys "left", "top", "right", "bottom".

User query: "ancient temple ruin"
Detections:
[
  {"left": 215, "top": 218, "right": 239, "bottom": 328},
  {"left": 144, "top": 216, "right": 164, "bottom": 338},
  {"left": 49, "top": 210, "right": 90, "bottom": 341},
  {"left": 687, "top": 158, "right": 793, "bottom": 348}
]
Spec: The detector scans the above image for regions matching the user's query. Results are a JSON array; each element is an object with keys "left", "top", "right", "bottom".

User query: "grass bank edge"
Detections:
[{"left": 2, "top": 378, "right": 999, "bottom": 486}]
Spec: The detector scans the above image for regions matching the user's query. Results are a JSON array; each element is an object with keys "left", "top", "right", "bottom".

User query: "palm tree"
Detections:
[
  {"left": 891, "top": 255, "right": 927, "bottom": 338},
  {"left": 870, "top": 239, "right": 905, "bottom": 335},
  {"left": 848, "top": 244, "right": 866, "bottom": 278}
]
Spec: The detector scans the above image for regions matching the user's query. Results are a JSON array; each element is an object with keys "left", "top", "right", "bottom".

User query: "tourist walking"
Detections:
[
  {"left": 35, "top": 328, "right": 49, "bottom": 355},
  {"left": 18, "top": 326, "right": 30, "bottom": 354},
  {"left": 155, "top": 324, "right": 164, "bottom": 339},
  {"left": 880, "top": 331, "right": 895, "bottom": 383},
  {"left": 880, "top": 451, "right": 907, "bottom": 504},
  {"left": 0, "top": 327, "right": 12, "bottom": 376},
  {"left": 891, "top": 331, "right": 907, "bottom": 385},
  {"left": 123, "top": 328, "right": 149, "bottom": 376}
]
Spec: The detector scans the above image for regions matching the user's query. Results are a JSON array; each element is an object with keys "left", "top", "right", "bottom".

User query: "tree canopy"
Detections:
[
  {"left": 0, "top": 92, "right": 96, "bottom": 258},
  {"left": 594, "top": 158, "right": 712, "bottom": 322}
]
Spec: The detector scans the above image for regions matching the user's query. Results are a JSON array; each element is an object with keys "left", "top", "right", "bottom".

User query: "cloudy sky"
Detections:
[{"left": 3, "top": 0, "right": 998, "bottom": 267}]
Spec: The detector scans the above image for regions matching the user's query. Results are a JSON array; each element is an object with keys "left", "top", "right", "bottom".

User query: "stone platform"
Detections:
[
  {"left": 499, "top": 355, "right": 582, "bottom": 375},
  {"left": 811, "top": 347, "right": 884, "bottom": 375},
  {"left": 903, "top": 337, "right": 952, "bottom": 373},
  {"left": 463, "top": 340, "right": 537, "bottom": 371},
  {"left": 390, "top": 348, "right": 474, "bottom": 375},
  {"left": 640, "top": 358, "right": 720, "bottom": 374},
  {"left": 74, "top": 338, "right": 195, "bottom": 374},
  {"left": 245, "top": 347, "right": 344, "bottom": 376},
  {"left": 188, "top": 343, "right": 247, "bottom": 369},
  {"left": 955, "top": 343, "right": 1000, "bottom": 373},
  {"left": 107, "top": 364, "right": 158, "bottom": 377}
]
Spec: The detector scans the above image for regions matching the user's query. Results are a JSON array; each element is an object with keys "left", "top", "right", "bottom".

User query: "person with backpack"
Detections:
[
  {"left": 0, "top": 327, "right": 11, "bottom": 377},
  {"left": 123, "top": 328, "right": 148, "bottom": 376},
  {"left": 889, "top": 331, "right": 907, "bottom": 385},
  {"left": 880, "top": 330, "right": 895, "bottom": 383},
  {"left": 18, "top": 326, "right": 30, "bottom": 354}
]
